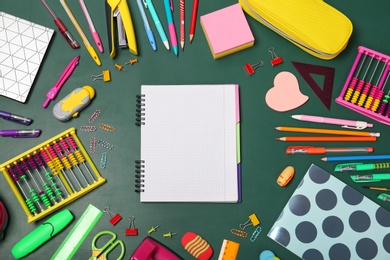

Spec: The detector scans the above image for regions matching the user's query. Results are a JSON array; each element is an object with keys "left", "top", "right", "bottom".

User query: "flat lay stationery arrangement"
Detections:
[{"left": 1, "top": 0, "right": 390, "bottom": 259}]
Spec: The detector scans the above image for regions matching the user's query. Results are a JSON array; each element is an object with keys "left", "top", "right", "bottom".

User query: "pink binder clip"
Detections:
[
  {"left": 269, "top": 47, "right": 283, "bottom": 66},
  {"left": 103, "top": 206, "right": 122, "bottom": 226},
  {"left": 244, "top": 60, "right": 263, "bottom": 76}
]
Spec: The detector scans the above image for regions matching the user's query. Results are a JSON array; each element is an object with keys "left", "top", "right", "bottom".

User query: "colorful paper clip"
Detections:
[
  {"left": 88, "top": 109, "right": 101, "bottom": 124},
  {"left": 268, "top": 47, "right": 283, "bottom": 66},
  {"left": 239, "top": 213, "right": 260, "bottom": 230},
  {"left": 125, "top": 216, "right": 138, "bottom": 236},
  {"left": 230, "top": 228, "right": 248, "bottom": 238},
  {"left": 103, "top": 206, "right": 122, "bottom": 226},
  {"left": 100, "top": 152, "right": 107, "bottom": 169},
  {"left": 91, "top": 70, "right": 111, "bottom": 82},
  {"left": 250, "top": 226, "right": 262, "bottom": 242},
  {"left": 244, "top": 60, "right": 263, "bottom": 76}
]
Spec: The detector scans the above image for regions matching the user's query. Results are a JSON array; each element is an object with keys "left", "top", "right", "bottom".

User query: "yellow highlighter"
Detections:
[
  {"left": 60, "top": 0, "right": 101, "bottom": 66},
  {"left": 53, "top": 86, "right": 95, "bottom": 121}
]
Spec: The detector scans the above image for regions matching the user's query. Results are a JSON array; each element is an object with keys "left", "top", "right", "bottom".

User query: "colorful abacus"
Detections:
[
  {"left": 336, "top": 46, "right": 390, "bottom": 125},
  {"left": 0, "top": 128, "right": 106, "bottom": 223}
]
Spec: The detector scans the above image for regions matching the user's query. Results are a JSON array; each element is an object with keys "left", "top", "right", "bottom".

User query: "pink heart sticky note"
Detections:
[{"left": 265, "top": 71, "right": 309, "bottom": 112}]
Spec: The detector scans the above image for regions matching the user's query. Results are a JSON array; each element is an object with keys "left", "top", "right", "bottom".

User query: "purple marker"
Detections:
[
  {"left": 0, "top": 110, "right": 33, "bottom": 125},
  {"left": 0, "top": 130, "right": 41, "bottom": 138}
]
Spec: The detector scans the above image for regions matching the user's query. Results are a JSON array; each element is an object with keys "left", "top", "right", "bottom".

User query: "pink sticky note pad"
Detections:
[
  {"left": 265, "top": 71, "right": 309, "bottom": 112},
  {"left": 200, "top": 4, "right": 255, "bottom": 59}
]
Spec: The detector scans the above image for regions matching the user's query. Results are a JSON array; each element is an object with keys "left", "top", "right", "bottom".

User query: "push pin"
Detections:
[
  {"left": 147, "top": 225, "right": 160, "bottom": 234},
  {"left": 91, "top": 70, "right": 111, "bottom": 82},
  {"left": 114, "top": 63, "right": 126, "bottom": 71},
  {"left": 268, "top": 47, "right": 283, "bottom": 66},
  {"left": 163, "top": 232, "right": 177, "bottom": 238},
  {"left": 239, "top": 213, "right": 260, "bottom": 230},
  {"left": 125, "top": 58, "right": 138, "bottom": 65},
  {"left": 125, "top": 216, "right": 138, "bottom": 236},
  {"left": 244, "top": 60, "right": 263, "bottom": 76},
  {"left": 103, "top": 206, "right": 122, "bottom": 226}
]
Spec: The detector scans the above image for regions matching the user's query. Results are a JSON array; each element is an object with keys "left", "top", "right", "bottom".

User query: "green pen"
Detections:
[
  {"left": 335, "top": 163, "right": 375, "bottom": 172},
  {"left": 378, "top": 193, "right": 390, "bottom": 202},
  {"left": 12, "top": 209, "right": 73, "bottom": 259},
  {"left": 350, "top": 173, "right": 390, "bottom": 182}
]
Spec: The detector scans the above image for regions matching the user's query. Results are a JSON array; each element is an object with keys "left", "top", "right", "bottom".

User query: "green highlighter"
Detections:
[
  {"left": 12, "top": 209, "right": 73, "bottom": 259},
  {"left": 350, "top": 173, "right": 390, "bottom": 182}
]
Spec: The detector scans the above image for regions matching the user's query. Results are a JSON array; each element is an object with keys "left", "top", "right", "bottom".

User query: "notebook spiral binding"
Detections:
[
  {"left": 135, "top": 94, "right": 146, "bottom": 126},
  {"left": 135, "top": 160, "right": 145, "bottom": 192}
]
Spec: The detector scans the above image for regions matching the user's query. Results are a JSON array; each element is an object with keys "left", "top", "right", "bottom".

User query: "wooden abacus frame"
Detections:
[{"left": 0, "top": 127, "right": 106, "bottom": 223}]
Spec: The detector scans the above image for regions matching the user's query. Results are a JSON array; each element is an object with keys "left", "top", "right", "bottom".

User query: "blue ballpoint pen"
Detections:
[
  {"left": 144, "top": 0, "right": 170, "bottom": 50},
  {"left": 136, "top": 0, "right": 156, "bottom": 51},
  {"left": 164, "top": 0, "right": 178, "bottom": 56}
]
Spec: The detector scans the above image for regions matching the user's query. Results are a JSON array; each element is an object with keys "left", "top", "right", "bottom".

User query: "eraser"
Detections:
[{"left": 181, "top": 232, "right": 213, "bottom": 260}]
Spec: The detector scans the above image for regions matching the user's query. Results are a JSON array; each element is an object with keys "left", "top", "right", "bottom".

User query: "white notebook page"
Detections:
[{"left": 140, "top": 84, "right": 239, "bottom": 202}]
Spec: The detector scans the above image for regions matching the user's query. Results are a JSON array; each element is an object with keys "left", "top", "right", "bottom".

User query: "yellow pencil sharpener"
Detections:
[{"left": 53, "top": 85, "right": 95, "bottom": 122}]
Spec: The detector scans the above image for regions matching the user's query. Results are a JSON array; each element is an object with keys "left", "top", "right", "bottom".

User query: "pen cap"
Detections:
[{"left": 11, "top": 210, "right": 73, "bottom": 259}]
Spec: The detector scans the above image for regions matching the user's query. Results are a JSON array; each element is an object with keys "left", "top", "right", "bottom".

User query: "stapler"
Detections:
[{"left": 105, "top": 0, "right": 138, "bottom": 57}]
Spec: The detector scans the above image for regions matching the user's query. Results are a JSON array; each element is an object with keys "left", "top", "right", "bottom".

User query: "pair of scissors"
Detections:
[{"left": 89, "top": 231, "right": 125, "bottom": 260}]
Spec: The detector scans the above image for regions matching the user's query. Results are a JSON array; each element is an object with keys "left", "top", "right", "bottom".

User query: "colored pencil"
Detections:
[
  {"left": 275, "top": 126, "right": 380, "bottom": 137},
  {"left": 322, "top": 154, "right": 390, "bottom": 162},
  {"left": 276, "top": 136, "right": 377, "bottom": 142},
  {"left": 363, "top": 186, "right": 390, "bottom": 191}
]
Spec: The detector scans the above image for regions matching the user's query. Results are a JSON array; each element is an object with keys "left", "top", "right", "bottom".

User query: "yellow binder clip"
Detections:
[
  {"left": 239, "top": 213, "right": 260, "bottom": 230},
  {"left": 105, "top": 0, "right": 138, "bottom": 58},
  {"left": 91, "top": 70, "right": 111, "bottom": 82}
]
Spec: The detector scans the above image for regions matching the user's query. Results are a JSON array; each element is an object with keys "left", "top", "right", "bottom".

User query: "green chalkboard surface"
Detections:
[{"left": 1, "top": 0, "right": 390, "bottom": 259}]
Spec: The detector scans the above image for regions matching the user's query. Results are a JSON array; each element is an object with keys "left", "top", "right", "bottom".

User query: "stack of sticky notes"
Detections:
[{"left": 200, "top": 3, "right": 255, "bottom": 59}]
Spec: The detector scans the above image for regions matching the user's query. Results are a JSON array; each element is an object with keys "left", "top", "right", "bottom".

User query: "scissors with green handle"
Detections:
[{"left": 89, "top": 230, "right": 125, "bottom": 260}]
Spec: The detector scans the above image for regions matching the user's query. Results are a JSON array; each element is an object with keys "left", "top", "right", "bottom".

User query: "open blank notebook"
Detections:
[{"left": 136, "top": 84, "right": 241, "bottom": 202}]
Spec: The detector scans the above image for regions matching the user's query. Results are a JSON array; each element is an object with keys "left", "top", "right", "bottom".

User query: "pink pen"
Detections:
[
  {"left": 43, "top": 56, "right": 80, "bottom": 108},
  {"left": 292, "top": 114, "right": 373, "bottom": 130},
  {"left": 79, "top": 0, "right": 104, "bottom": 52}
]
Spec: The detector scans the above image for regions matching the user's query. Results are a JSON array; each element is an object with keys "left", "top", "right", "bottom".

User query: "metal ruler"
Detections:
[{"left": 51, "top": 204, "right": 103, "bottom": 260}]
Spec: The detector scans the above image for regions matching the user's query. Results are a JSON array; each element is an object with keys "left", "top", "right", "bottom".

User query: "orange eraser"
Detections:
[{"left": 181, "top": 232, "right": 213, "bottom": 260}]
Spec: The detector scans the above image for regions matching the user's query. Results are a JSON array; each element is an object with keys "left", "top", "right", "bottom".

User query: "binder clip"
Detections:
[
  {"left": 147, "top": 225, "right": 160, "bottom": 234},
  {"left": 91, "top": 70, "right": 111, "bottom": 82},
  {"left": 103, "top": 206, "right": 122, "bottom": 226},
  {"left": 163, "top": 232, "right": 176, "bottom": 238},
  {"left": 239, "top": 213, "right": 260, "bottom": 230},
  {"left": 268, "top": 47, "right": 283, "bottom": 66},
  {"left": 125, "top": 215, "right": 138, "bottom": 236},
  {"left": 244, "top": 60, "right": 263, "bottom": 76}
]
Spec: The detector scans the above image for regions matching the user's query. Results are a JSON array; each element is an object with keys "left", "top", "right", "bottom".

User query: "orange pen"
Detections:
[
  {"left": 276, "top": 136, "right": 377, "bottom": 142},
  {"left": 286, "top": 146, "right": 374, "bottom": 154}
]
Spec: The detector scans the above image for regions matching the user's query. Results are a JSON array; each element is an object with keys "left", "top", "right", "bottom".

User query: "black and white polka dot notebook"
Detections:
[{"left": 268, "top": 164, "right": 390, "bottom": 260}]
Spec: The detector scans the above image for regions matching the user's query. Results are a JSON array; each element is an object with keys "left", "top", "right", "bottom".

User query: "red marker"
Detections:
[{"left": 41, "top": 0, "right": 79, "bottom": 48}]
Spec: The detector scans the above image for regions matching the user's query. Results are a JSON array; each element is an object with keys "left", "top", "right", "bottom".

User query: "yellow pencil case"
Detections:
[{"left": 238, "top": 0, "right": 353, "bottom": 60}]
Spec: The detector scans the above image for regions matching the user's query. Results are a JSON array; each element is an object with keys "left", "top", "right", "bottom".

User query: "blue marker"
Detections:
[
  {"left": 144, "top": 0, "right": 170, "bottom": 50},
  {"left": 136, "top": 0, "right": 156, "bottom": 51}
]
